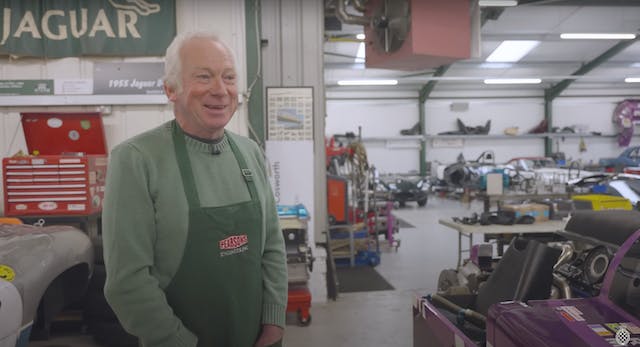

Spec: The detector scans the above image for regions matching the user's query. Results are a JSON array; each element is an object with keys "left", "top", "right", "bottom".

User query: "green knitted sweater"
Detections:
[{"left": 102, "top": 121, "right": 286, "bottom": 347}]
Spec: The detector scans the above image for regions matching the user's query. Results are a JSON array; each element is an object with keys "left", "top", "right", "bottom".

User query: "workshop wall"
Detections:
[
  {"left": 0, "top": 0, "right": 249, "bottom": 214},
  {"left": 326, "top": 96, "right": 421, "bottom": 174},
  {"left": 326, "top": 93, "right": 640, "bottom": 176}
]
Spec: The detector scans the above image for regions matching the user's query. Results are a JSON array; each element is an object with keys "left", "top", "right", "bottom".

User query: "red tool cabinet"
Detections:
[{"left": 2, "top": 112, "right": 108, "bottom": 216}]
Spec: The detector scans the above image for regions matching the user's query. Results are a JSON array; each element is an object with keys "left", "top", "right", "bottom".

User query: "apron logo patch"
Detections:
[{"left": 219, "top": 235, "right": 249, "bottom": 257}]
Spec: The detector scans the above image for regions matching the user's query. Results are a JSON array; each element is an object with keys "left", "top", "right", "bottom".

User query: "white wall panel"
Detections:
[
  {"left": 424, "top": 98, "right": 544, "bottom": 137},
  {"left": 326, "top": 99, "right": 419, "bottom": 137},
  {"left": 553, "top": 97, "right": 640, "bottom": 165},
  {"left": 326, "top": 98, "right": 421, "bottom": 174}
]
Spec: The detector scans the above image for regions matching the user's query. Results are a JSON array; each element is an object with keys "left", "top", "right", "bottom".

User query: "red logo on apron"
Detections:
[{"left": 219, "top": 235, "right": 249, "bottom": 250}]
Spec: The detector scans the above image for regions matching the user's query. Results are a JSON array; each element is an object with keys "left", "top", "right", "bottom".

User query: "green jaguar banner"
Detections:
[{"left": 0, "top": 0, "right": 175, "bottom": 58}]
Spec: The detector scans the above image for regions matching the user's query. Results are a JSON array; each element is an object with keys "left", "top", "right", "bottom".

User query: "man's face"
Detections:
[{"left": 165, "top": 38, "right": 238, "bottom": 139}]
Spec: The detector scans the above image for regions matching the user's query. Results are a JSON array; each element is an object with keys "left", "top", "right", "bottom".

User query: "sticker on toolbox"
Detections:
[
  {"left": 606, "top": 323, "right": 621, "bottom": 332},
  {"left": 81, "top": 120, "right": 91, "bottom": 130},
  {"left": 68, "top": 204, "right": 86, "bottom": 211},
  {"left": 555, "top": 305, "right": 585, "bottom": 322},
  {"left": 47, "top": 117, "right": 62, "bottom": 128},
  {"left": 15, "top": 204, "right": 27, "bottom": 211},
  {"left": 589, "top": 324, "right": 613, "bottom": 337},
  {"left": 38, "top": 201, "right": 58, "bottom": 211},
  {"left": 68, "top": 130, "right": 80, "bottom": 141},
  {"left": 622, "top": 322, "right": 640, "bottom": 334},
  {"left": 0, "top": 264, "right": 16, "bottom": 282}
]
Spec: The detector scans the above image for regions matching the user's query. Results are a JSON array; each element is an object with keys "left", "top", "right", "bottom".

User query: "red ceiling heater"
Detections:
[{"left": 363, "top": 0, "right": 476, "bottom": 71}]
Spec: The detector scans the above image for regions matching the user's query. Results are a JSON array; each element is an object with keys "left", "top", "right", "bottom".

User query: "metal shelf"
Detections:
[{"left": 425, "top": 133, "right": 615, "bottom": 140}]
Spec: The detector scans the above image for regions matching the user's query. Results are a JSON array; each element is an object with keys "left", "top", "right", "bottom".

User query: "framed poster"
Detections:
[{"left": 266, "top": 87, "right": 313, "bottom": 141}]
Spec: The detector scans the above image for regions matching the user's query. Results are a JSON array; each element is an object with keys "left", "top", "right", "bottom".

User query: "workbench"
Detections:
[{"left": 438, "top": 219, "right": 566, "bottom": 267}]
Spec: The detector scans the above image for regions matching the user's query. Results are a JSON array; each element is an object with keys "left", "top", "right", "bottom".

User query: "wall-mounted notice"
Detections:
[
  {"left": 93, "top": 62, "right": 164, "bottom": 95},
  {"left": 266, "top": 87, "right": 313, "bottom": 141},
  {"left": 0, "top": 80, "right": 53, "bottom": 95}
]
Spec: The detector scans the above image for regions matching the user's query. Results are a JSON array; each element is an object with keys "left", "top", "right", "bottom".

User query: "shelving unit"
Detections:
[
  {"left": 425, "top": 133, "right": 618, "bottom": 140},
  {"left": 360, "top": 133, "right": 618, "bottom": 143}
]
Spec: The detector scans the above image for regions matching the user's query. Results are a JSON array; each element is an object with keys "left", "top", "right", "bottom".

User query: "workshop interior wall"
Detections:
[
  {"left": 326, "top": 93, "right": 640, "bottom": 176},
  {"left": 325, "top": 98, "right": 421, "bottom": 175}
]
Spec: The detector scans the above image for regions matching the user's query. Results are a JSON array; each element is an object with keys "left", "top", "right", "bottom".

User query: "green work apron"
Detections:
[{"left": 165, "top": 123, "right": 263, "bottom": 347}]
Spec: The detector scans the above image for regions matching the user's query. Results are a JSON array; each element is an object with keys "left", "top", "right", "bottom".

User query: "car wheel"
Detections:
[
  {"left": 399, "top": 201, "right": 406, "bottom": 208},
  {"left": 417, "top": 198, "right": 428, "bottom": 207}
]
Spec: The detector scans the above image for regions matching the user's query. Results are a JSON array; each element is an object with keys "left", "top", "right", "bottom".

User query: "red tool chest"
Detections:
[{"left": 2, "top": 112, "right": 108, "bottom": 216}]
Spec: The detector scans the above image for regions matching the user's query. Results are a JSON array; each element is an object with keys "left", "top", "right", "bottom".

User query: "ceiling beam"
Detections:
[{"left": 545, "top": 37, "right": 640, "bottom": 100}]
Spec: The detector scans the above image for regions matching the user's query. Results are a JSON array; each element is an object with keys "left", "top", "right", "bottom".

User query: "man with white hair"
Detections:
[{"left": 102, "top": 31, "right": 287, "bottom": 347}]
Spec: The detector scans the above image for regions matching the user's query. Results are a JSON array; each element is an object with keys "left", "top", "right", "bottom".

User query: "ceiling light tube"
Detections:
[
  {"left": 560, "top": 33, "right": 636, "bottom": 40},
  {"left": 625, "top": 77, "right": 640, "bottom": 83},
  {"left": 479, "top": 0, "right": 517, "bottom": 6},
  {"left": 337, "top": 79, "right": 398, "bottom": 86},
  {"left": 486, "top": 40, "right": 540, "bottom": 63},
  {"left": 484, "top": 78, "right": 542, "bottom": 84}
]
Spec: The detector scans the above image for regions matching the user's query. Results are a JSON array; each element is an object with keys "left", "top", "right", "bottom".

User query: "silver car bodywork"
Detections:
[
  {"left": 0, "top": 224, "right": 93, "bottom": 345},
  {"left": 0, "top": 279, "right": 21, "bottom": 347}
]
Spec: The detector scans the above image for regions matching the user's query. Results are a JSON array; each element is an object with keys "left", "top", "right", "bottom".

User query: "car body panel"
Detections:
[
  {"left": 0, "top": 224, "right": 93, "bottom": 343},
  {"left": 0, "top": 279, "right": 21, "bottom": 347},
  {"left": 505, "top": 157, "right": 596, "bottom": 183},
  {"left": 599, "top": 146, "right": 640, "bottom": 170}
]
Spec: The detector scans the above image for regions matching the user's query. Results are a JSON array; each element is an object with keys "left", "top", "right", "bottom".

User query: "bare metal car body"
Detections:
[{"left": 0, "top": 223, "right": 93, "bottom": 346}]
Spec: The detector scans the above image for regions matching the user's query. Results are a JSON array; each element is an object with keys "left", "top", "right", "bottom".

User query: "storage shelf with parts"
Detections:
[
  {"left": 425, "top": 133, "right": 617, "bottom": 140},
  {"left": 328, "top": 222, "right": 380, "bottom": 267}
]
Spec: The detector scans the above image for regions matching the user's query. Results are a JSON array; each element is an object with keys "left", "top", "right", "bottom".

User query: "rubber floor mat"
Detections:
[
  {"left": 396, "top": 217, "right": 415, "bottom": 229},
  {"left": 336, "top": 266, "right": 394, "bottom": 293}
]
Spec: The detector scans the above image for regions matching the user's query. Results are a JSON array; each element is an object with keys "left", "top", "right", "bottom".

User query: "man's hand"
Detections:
[{"left": 254, "top": 324, "right": 284, "bottom": 347}]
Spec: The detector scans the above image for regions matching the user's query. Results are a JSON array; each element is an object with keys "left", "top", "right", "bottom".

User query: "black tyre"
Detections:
[
  {"left": 417, "top": 197, "right": 428, "bottom": 207},
  {"left": 399, "top": 201, "right": 406, "bottom": 208}
]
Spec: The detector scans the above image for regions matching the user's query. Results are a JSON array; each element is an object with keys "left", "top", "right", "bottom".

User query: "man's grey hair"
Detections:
[{"left": 163, "top": 31, "right": 236, "bottom": 92}]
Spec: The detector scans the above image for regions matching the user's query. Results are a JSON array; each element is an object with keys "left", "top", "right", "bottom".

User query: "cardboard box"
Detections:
[
  {"left": 2, "top": 113, "right": 107, "bottom": 216},
  {"left": 500, "top": 203, "right": 550, "bottom": 222}
]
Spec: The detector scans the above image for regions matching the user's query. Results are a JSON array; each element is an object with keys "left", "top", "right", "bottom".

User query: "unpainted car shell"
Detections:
[
  {"left": 0, "top": 279, "right": 21, "bottom": 347},
  {"left": 0, "top": 224, "right": 93, "bottom": 346}
]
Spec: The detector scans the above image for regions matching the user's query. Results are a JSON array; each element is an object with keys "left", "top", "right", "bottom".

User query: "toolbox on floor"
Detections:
[
  {"left": 277, "top": 204, "right": 313, "bottom": 326},
  {"left": 2, "top": 112, "right": 108, "bottom": 216},
  {"left": 277, "top": 204, "right": 314, "bottom": 283},
  {"left": 286, "top": 285, "right": 311, "bottom": 326}
]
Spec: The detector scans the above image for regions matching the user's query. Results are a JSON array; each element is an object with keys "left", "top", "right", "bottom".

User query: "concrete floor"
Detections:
[{"left": 29, "top": 197, "right": 482, "bottom": 347}]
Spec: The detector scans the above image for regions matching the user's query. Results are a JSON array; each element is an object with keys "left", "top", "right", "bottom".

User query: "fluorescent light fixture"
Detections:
[
  {"left": 561, "top": 33, "right": 636, "bottom": 40},
  {"left": 337, "top": 79, "right": 398, "bottom": 86},
  {"left": 625, "top": 77, "right": 640, "bottom": 83},
  {"left": 479, "top": 0, "right": 517, "bottom": 6},
  {"left": 355, "top": 42, "right": 365, "bottom": 63},
  {"left": 632, "top": 63, "right": 640, "bottom": 68},
  {"left": 486, "top": 40, "right": 539, "bottom": 62},
  {"left": 356, "top": 33, "right": 365, "bottom": 40},
  {"left": 484, "top": 78, "right": 542, "bottom": 84},
  {"left": 479, "top": 62, "right": 514, "bottom": 69}
]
